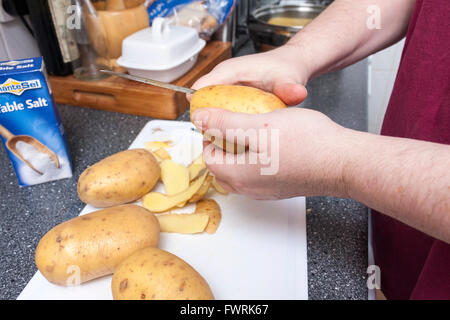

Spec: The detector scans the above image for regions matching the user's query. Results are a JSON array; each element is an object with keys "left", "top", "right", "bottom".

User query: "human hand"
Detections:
[
  {"left": 192, "top": 107, "right": 351, "bottom": 200},
  {"left": 191, "top": 46, "right": 310, "bottom": 106}
]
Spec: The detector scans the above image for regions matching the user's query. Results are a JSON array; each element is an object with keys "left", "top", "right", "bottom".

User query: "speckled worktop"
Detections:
[{"left": 0, "top": 47, "right": 368, "bottom": 300}]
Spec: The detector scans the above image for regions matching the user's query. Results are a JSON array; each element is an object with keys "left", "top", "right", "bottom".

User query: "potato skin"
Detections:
[
  {"left": 77, "top": 149, "right": 160, "bottom": 208},
  {"left": 112, "top": 247, "right": 214, "bottom": 300},
  {"left": 35, "top": 205, "right": 160, "bottom": 286},
  {"left": 190, "top": 85, "right": 286, "bottom": 119}
]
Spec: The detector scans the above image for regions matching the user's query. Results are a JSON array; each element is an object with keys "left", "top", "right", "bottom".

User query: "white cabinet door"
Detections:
[{"left": 367, "top": 40, "right": 405, "bottom": 133}]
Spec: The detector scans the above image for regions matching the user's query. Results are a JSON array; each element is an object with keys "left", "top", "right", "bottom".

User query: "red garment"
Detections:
[{"left": 373, "top": 0, "right": 450, "bottom": 300}]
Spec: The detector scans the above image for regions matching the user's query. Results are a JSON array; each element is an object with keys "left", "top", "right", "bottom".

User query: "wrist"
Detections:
[
  {"left": 337, "top": 129, "right": 374, "bottom": 200},
  {"left": 271, "top": 43, "right": 312, "bottom": 85},
  {"left": 282, "top": 34, "right": 318, "bottom": 83}
]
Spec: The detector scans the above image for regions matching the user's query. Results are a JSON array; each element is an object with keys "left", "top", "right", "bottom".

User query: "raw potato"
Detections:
[
  {"left": 142, "top": 170, "right": 207, "bottom": 212},
  {"left": 160, "top": 160, "right": 189, "bottom": 195},
  {"left": 190, "top": 85, "right": 286, "bottom": 118},
  {"left": 195, "top": 199, "right": 222, "bottom": 234},
  {"left": 190, "top": 85, "right": 286, "bottom": 152},
  {"left": 188, "top": 155, "right": 206, "bottom": 181},
  {"left": 112, "top": 247, "right": 214, "bottom": 300},
  {"left": 157, "top": 213, "right": 209, "bottom": 234},
  {"left": 176, "top": 201, "right": 187, "bottom": 208},
  {"left": 189, "top": 175, "right": 212, "bottom": 203},
  {"left": 156, "top": 199, "right": 222, "bottom": 235},
  {"left": 77, "top": 149, "right": 160, "bottom": 208},
  {"left": 153, "top": 148, "right": 171, "bottom": 161},
  {"left": 35, "top": 205, "right": 160, "bottom": 286},
  {"left": 144, "top": 141, "right": 172, "bottom": 151}
]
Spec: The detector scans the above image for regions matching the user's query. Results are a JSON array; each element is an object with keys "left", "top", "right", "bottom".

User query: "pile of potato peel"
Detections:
[{"left": 143, "top": 143, "right": 227, "bottom": 234}]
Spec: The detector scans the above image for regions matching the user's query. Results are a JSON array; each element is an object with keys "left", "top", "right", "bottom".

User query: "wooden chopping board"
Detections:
[{"left": 49, "top": 41, "right": 231, "bottom": 119}]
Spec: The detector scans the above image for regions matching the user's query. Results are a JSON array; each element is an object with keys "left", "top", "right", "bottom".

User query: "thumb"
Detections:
[
  {"left": 273, "top": 81, "right": 308, "bottom": 106},
  {"left": 192, "top": 108, "right": 257, "bottom": 132}
]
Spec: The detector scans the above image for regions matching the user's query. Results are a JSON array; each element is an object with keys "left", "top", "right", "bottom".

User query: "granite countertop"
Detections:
[{"left": 0, "top": 48, "right": 368, "bottom": 300}]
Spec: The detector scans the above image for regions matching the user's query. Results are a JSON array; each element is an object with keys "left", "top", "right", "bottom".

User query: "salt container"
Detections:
[{"left": 0, "top": 57, "right": 72, "bottom": 186}]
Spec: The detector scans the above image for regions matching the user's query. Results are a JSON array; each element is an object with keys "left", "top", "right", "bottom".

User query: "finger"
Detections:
[
  {"left": 205, "top": 149, "right": 261, "bottom": 193},
  {"left": 191, "top": 60, "right": 241, "bottom": 89},
  {"left": 273, "top": 82, "right": 308, "bottom": 106},
  {"left": 192, "top": 108, "right": 267, "bottom": 146},
  {"left": 187, "top": 71, "right": 238, "bottom": 102}
]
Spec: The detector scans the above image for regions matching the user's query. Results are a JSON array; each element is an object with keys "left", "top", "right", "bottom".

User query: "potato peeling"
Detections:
[
  {"left": 144, "top": 141, "right": 172, "bottom": 151},
  {"left": 156, "top": 199, "right": 222, "bottom": 234},
  {"left": 189, "top": 155, "right": 206, "bottom": 181},
  {"left": 142, "top": 170, "right": 208, "bottom": 212},
  {"left": 211, "top": 176, "right": 229, "bottom": 195},
  {"left": 189, "top": 175, "right": 213, "bottom": 203},
  {"left": 160, "top": 160, "right": 190, "bottom": 195},
  {"left": 157, "top": 213, "right": 210, "bottom": 234},
  {"left": 195, "top": 199, "right": 222, "bottom": 234},
  {"left": 153, "top": 148, "right": 171, "bottom": 161}
]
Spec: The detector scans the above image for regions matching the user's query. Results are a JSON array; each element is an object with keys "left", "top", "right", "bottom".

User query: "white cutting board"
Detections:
[{"left": 18, "top": 120, "right": 308, "bottom": 300}]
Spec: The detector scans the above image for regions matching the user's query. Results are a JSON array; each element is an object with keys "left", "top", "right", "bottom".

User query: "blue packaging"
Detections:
[
  {"left": 0, "top": 57, "right": 72, "bottom": 186},
  {"left": 148, "top": 0, "right": 235, "bottom": 25}
]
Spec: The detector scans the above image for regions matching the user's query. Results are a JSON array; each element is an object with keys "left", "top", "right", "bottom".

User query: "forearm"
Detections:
[
  {"left": 285, "top": 0, "right": 415, "bottom": 80},
  {"left": 340, "top": 130, "right": 450, "bottom": 243}
]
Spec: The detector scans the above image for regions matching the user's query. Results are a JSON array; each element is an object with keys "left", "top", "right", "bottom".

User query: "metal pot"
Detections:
[{"left": 248, "top": 3, "right": 326, "bottom": 52}]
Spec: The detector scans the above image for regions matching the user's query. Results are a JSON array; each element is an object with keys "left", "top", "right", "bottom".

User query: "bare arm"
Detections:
[
  {"left": 342, "top": 130, "right": 450, "bottom": 243},
  {"left": 193, "top": 108, "right": 450, "bottom": 243},
  {"left": 189, "top": 0, "right": 450, "bottom": 241},
  {"left": 287, "top": 0, "right": 416, "bottom": 80},
  {"left": 192, "top": 0, "right": 416, "bottom": 105}
]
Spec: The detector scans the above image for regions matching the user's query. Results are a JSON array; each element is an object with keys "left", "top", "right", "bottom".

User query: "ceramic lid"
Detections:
[{"left": 118, "top": 18, "right": 205, "bottom": 70}]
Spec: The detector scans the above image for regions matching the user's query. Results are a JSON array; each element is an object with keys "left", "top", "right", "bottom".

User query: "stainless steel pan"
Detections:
[{"left": 248, "top": 3, "right": 326, "bottom": 51}]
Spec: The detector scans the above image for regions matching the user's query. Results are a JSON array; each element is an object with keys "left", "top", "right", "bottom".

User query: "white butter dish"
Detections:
[{"left": 117, "top": 18, "right": 206, "bottom": 82}]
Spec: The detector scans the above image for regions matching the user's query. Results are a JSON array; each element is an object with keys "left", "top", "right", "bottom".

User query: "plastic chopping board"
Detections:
[{"left": 18, "top": 120, "right": 308, "bottom": 300}]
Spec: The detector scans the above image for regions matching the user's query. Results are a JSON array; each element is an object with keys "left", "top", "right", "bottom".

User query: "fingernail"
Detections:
[{"left": 192, "top": 110, "right": 209, "bottom": 130}]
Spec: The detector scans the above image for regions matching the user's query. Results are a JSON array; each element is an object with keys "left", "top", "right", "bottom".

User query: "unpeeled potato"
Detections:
[
  {"left": 190, "top": 85, "right": 286, "bottom": 117},
  {"left": 77, "top": 149, "right": 160, "bottom": 208},
  {"left": 35, "top": 205, "right": 160, "bottom": 286},
  {"left": 111, "top": 247, "right": 214, "bottom": 300}
]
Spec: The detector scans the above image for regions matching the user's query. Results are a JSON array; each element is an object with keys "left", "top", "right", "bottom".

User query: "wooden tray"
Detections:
[{"left": 49, "top": 41, "right": 232, "bottom": 119}]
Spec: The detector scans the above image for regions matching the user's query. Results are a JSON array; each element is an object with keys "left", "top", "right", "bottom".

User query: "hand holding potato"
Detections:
[
  {"left": 192, "top": 107, "right": 350, "bottom": 200},
  {"left": 190, "top": 45, "right": 309, "bottom": 106}
]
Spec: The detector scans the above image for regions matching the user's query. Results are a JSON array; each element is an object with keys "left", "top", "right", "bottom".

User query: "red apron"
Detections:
[{"left": 372, "top": 0, "right": 450, "bottom": 299}]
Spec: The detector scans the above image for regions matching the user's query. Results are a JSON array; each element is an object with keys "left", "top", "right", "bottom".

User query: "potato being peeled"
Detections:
[
  {"left": 111, "top": 247, "right": 214, "bottom": 300},
  {"left": 190, "top": 85, "right": 286, "bottom": 152},
  {"left": 35, "top": 205, "right": 160, "bottom": 286},
  {"left": 190, "top": 85, "right": 286, "bottom": 118},
  {"left": 77, "top": 149, "right": 160, "bottom": 207}
]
